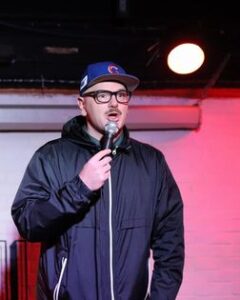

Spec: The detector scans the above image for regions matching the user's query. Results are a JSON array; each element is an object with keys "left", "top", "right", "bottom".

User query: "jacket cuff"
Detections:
[{"left": 70, "top": 175, "right": 99, "bottom": 204}]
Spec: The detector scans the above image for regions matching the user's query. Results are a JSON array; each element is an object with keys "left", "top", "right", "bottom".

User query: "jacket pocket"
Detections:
[{"left": 120, "top": 217, "right": 150, "bottom": 229}]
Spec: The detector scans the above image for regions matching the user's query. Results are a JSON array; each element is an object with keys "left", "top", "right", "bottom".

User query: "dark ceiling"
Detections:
[{"left": 0, "top": 1, "right": 240, "bottom": 91}]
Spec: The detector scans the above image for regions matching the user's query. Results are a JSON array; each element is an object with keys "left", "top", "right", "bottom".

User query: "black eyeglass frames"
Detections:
[{"left": 82, "top": 90, "right": 132, "bottom": 104}]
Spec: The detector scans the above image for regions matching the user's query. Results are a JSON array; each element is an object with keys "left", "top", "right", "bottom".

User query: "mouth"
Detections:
[{"left": 106, "top": 110, "right": 121, "bottom": 122}]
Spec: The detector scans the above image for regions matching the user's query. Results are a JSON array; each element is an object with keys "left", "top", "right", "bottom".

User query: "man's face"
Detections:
[{"left": 78, "top": 81, "right": 129, "bottom": 140}]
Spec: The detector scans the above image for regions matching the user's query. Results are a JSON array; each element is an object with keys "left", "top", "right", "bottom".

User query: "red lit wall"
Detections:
[{"left": 0, "top": 93, "right": 240, "bottom": 299}]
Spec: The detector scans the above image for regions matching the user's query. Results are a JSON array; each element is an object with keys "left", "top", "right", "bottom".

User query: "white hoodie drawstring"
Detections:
[{"left": 53, "top": 257, "right": 67, "bottom": 300}]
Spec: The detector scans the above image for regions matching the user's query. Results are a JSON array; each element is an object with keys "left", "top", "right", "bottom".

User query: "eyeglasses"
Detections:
[{"left": 82, "top": 90, "right": 131, "bottom": 104}]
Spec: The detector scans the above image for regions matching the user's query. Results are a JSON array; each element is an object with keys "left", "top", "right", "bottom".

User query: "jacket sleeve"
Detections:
[
  {"left": 11, "top": 149, "right": 97, "bottom": 242},
  {"left": 150, "top": 155, "right": 185, "bottom": 300}
]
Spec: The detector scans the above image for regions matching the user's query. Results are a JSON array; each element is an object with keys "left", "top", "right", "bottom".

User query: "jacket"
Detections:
[{"left": 11, "top": 115, "right": 184, "bottom": 300}]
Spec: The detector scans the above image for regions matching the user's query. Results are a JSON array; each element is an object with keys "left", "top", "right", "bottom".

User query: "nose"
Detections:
[{"left": 108, "top": 93, "right": 118, "bottom": 107}]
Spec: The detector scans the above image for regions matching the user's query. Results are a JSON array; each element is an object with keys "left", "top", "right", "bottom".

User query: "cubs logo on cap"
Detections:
[{"left": 108, "top": 64, "right": 120, "bottom": 74}]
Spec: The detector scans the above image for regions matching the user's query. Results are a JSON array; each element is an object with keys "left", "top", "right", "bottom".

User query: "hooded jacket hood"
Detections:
[{"left": 61, "top": 115, "right": 131, "bottom": 151}]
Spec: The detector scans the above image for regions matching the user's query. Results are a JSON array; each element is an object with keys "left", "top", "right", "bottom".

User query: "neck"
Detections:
[{"left": 83, "top": 124, "right": 123, "bottom": 146}]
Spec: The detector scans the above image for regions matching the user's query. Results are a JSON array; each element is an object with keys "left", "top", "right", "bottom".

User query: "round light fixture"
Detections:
[{"left": 167, "top": 43, "right": 205, "bottom": 75}]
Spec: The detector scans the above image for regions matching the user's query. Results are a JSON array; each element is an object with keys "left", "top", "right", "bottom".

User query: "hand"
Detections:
[{"left": 79, "top": 149, "right": 112, "bottom": 191}]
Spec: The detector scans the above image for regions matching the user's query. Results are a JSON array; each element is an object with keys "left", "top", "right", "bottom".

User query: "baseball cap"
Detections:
[{"left": 79, "top": 61, "right": 140, "bottom": 95}]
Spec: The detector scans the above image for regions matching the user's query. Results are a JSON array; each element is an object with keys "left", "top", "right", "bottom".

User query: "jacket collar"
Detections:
[{"left": 61, "top": 115, "right": 131, "bottom": 153}]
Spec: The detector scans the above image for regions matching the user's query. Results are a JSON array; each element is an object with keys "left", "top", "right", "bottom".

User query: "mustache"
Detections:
[{"left": 106, "top": 108, "right": 122, "bottom": 115}]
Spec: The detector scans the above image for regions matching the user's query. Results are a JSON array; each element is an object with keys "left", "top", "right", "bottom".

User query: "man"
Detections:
[{"left": 11, "top": 61, "right": 184, "bottom": 300}]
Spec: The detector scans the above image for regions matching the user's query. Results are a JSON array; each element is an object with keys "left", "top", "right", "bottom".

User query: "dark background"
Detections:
[{"left": 0, "top": 1, "right": 239, "bottom": 90}]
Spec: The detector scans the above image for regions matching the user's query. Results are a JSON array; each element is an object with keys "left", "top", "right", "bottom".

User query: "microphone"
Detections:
[{"left": 101, "top": 121, "right": 118, "bottom": 150}]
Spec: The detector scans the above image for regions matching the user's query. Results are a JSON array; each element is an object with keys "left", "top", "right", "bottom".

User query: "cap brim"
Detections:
[{"left": 87, "top": 74, "right": 140, "bottom": 92}]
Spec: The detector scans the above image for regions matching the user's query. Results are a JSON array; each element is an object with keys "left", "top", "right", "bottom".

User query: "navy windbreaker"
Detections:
[{"left": 11, "top": 116, "right": 184, "bottom": 300}]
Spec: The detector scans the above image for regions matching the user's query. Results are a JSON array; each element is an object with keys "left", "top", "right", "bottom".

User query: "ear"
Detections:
[{"left": 77, "top": 96, "right": 87, "bottom": 116}]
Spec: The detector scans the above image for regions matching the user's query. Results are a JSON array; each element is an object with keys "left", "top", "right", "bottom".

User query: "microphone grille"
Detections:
[{"left": 105, "top": 121, "right": 118, "bottom": 134}]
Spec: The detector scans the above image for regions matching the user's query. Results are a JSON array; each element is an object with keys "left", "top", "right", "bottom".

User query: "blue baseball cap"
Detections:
[{"left": 79, "top": 61, "right": 140, "bottom": 95}]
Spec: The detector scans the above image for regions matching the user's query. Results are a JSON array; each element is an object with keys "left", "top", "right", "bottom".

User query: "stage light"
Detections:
[{"left": 167, "top": 43, "right": 205, "bottom": 75}]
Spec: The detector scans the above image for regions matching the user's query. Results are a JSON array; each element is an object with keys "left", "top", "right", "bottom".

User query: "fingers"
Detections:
[
  {"left": 79, "top": 149, "right": 113, "bottom": 191},
  {"left": 91, "top": 149, "right": 112, "bottom": 161},
  {"left": 87, "top": 149, "right": 112, "bottom": 169}
]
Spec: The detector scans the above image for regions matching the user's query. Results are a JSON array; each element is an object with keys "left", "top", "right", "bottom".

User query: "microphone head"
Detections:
[
  {"left": 104, "top": 121, "right": 118, "bottom": 135},
  {"left": 101, "top": 121, "right": 119, "bottom": 150}
]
